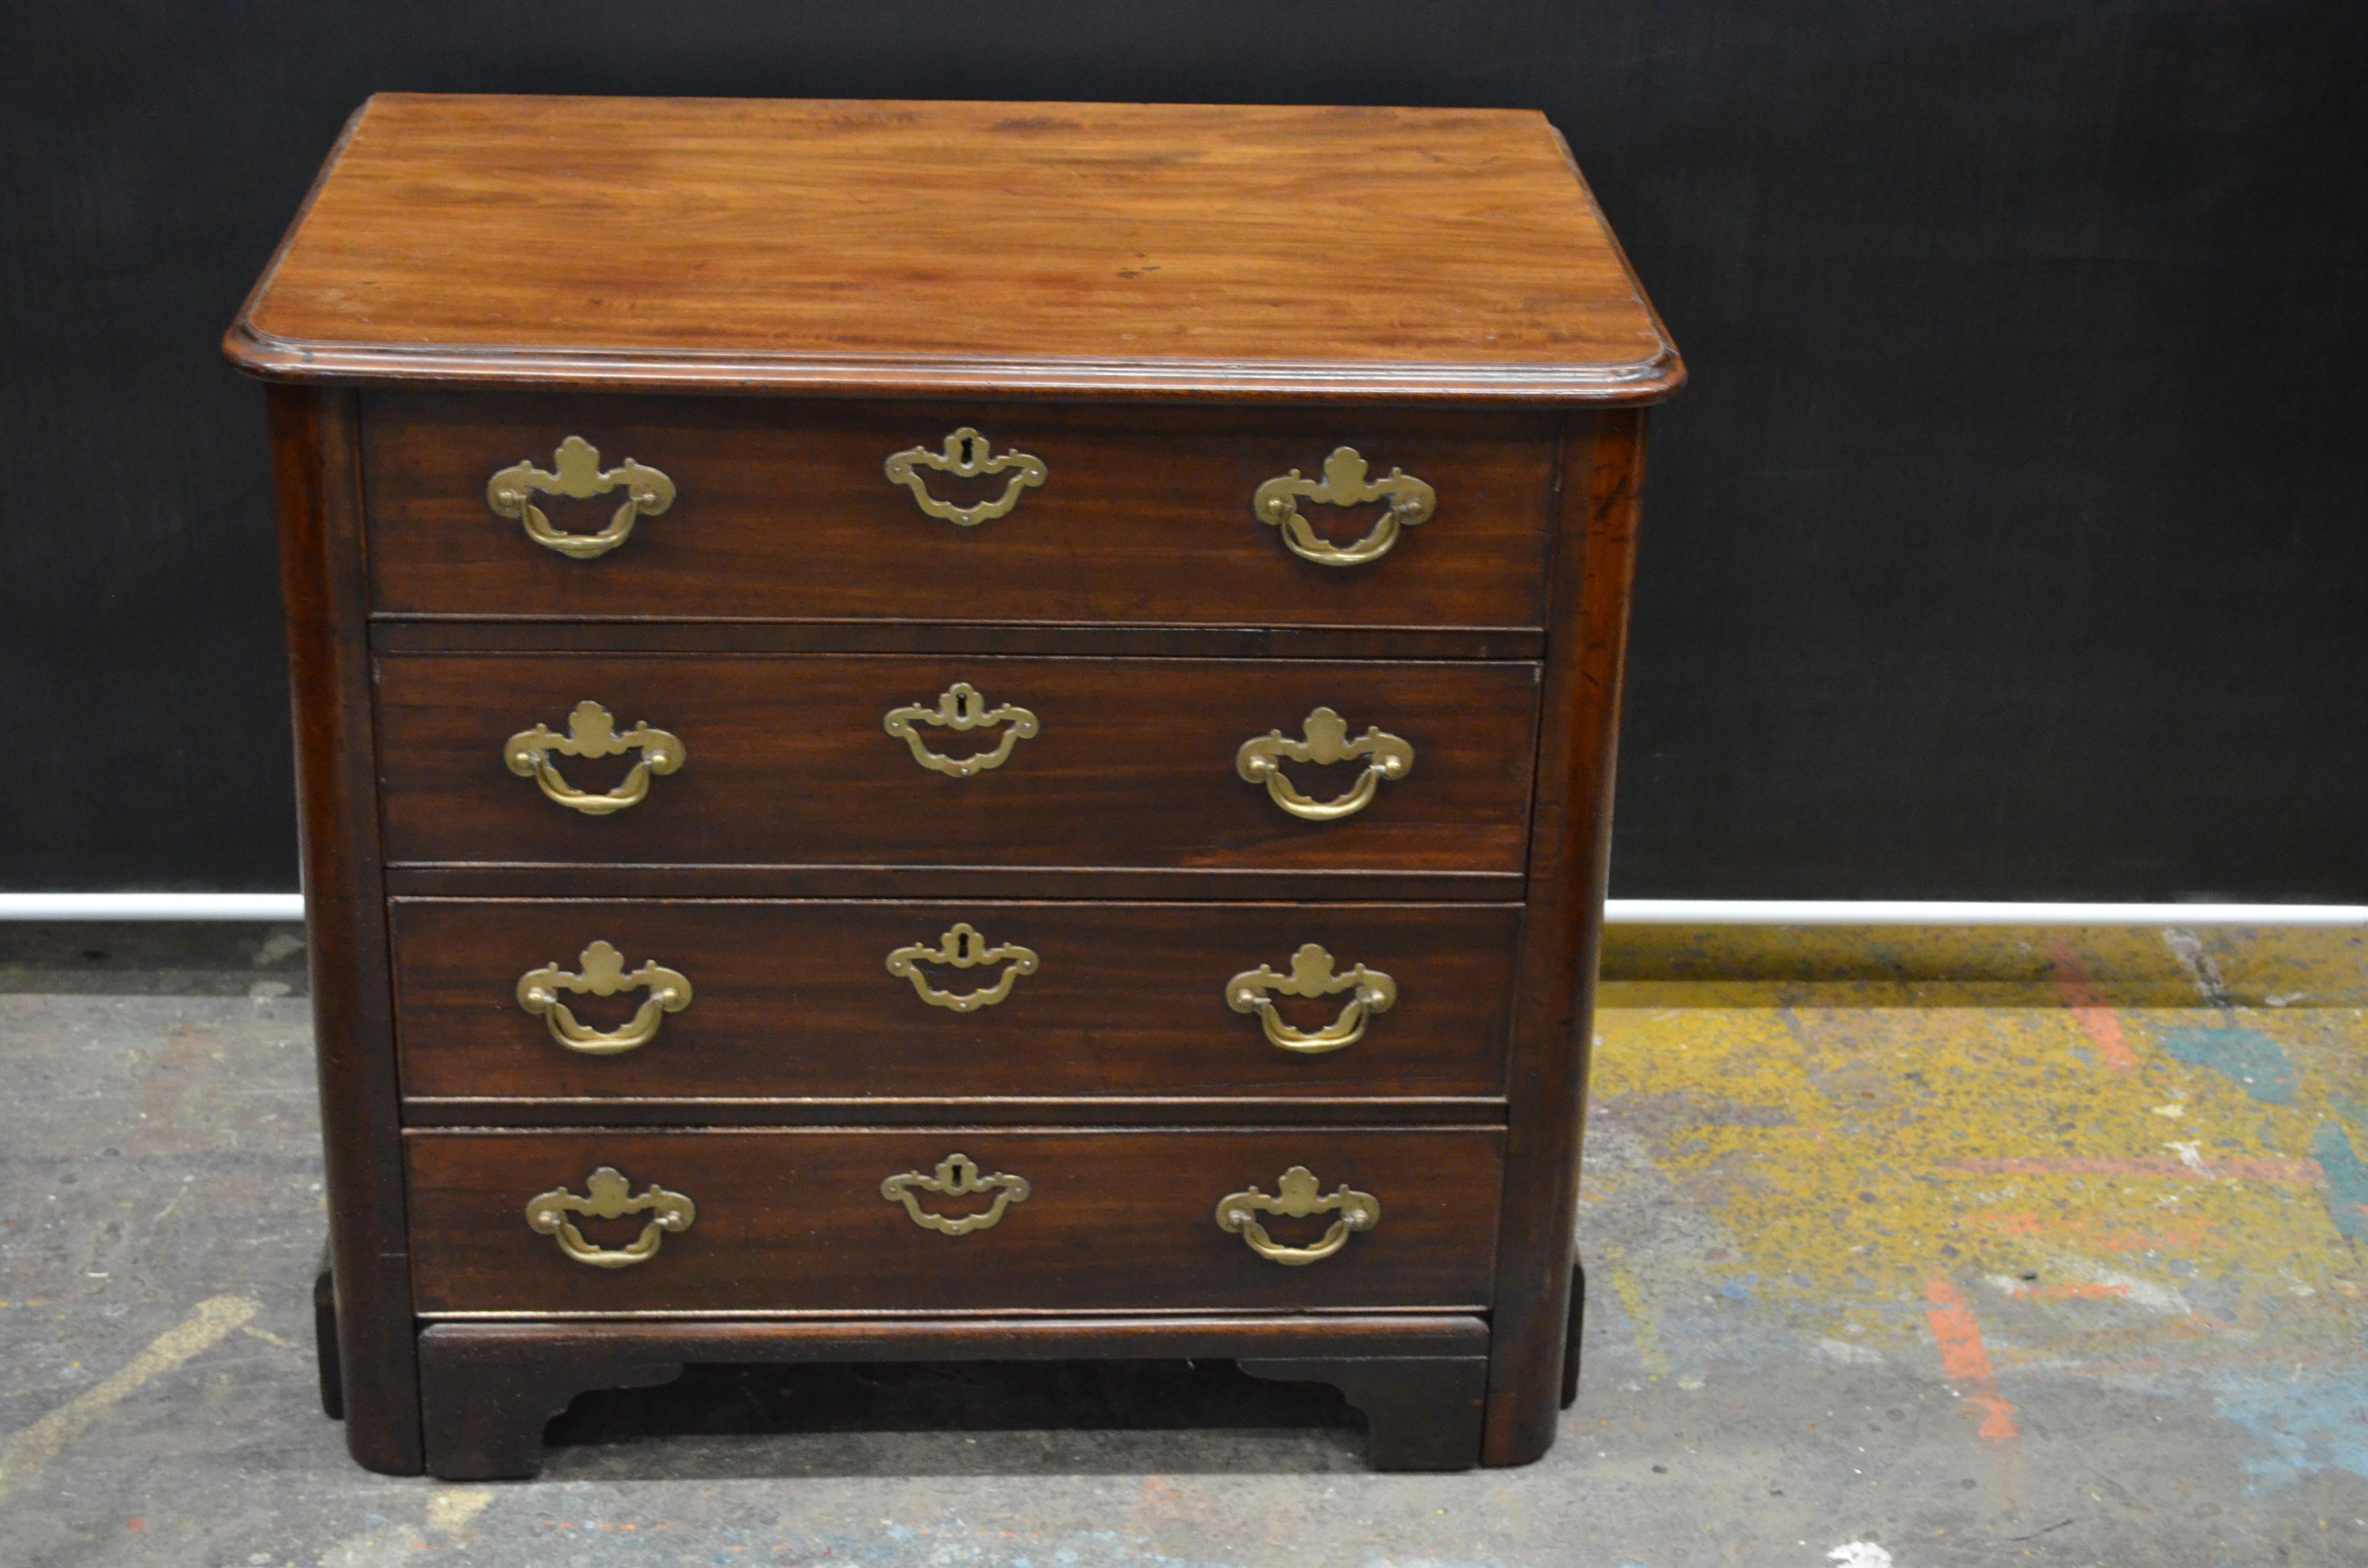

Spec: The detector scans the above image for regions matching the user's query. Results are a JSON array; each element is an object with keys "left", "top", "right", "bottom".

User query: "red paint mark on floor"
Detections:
[
  {"left": 2047, "top": 941, "right": 2138, "bottom": 1070},
  {"left": 1945, "top": 1155, "right": 2323, "bottom": 1185},
  {"left": 1964, "top": 1210, "right": 2214, "bottom": 1250},
  {"left": 2010, "top": 1282, "right": 2131, "bottom": 1302},
  {"left": 1924, "top": 1279, "right": 2020, "bottom": 1441}
]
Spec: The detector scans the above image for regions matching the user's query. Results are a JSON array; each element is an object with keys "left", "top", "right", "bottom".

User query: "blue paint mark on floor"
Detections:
[
  {"left": 2210, "top": 1367, "right": 2368, "bottom": 1487},
  {"left": 2312, "top": 1123, "right": 2368, "bottom": 1242},
  {"left": 2154, "top": 1027, "right": 2297, "bottom": 1104}
]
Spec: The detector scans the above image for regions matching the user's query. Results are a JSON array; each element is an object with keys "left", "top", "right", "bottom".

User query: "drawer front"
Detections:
[
  {"left": 376, "top": 654, "right": 1540, "bottom": 873},
  {"left": 392, "top": 899, "right": 1520, "bottom": 1104},
  {"left": 362, "top": 394, "right": 1557, "bottom": 629},
  {"left": 407, "top": 1128, "right": 1502, "bottom": 1314}
]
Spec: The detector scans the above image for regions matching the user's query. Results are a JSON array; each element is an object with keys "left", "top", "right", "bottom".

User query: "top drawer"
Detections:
[{"left": 360, "top": 395, "right": 1558, "bottom": 629}]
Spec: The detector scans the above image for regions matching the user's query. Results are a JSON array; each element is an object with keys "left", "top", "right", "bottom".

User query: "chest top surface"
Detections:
[{"left": 225, "top": 94, "right": 1679, "bottom": 402}]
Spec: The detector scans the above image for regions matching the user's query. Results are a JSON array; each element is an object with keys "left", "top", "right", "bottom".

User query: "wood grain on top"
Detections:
[{"left": 225, "top": 95, "right": 1680, "bottom": 400}]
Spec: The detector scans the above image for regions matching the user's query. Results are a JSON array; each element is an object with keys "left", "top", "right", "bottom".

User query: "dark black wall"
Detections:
[{"left": 4, "top": 2, "right": 2361, "bottom": 900}]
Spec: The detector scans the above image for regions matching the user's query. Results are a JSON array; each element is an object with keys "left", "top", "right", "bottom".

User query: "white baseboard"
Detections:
[
  {"left": 1601, "top": 899, "right": 2365, "bottom": 927},
  {"left": 0, "top": 892, "right": 2358, "bottom": 927},
  {"left": 0, "top": 893, "right": 308, "bottom": 921}
]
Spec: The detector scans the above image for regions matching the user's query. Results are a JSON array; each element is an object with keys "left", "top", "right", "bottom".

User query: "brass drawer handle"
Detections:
[
  {"left": 1236, "top": 707, "right": 1414, "bottom": 821},
  {"left": 884, "top": 428, "right": 1047, "bottom": 527},
  {"left": 882, "top": 1153, "right": 1031, "bottom": 1235},
  {"left": 1254, "top": 447, "right": 1433, "bottom": 566},
  {"left": 887, "top": 923, "right": 1039, "bottom": 1013},
  {"left": 504, "top": 700, "right": 685, "bottom": 816},
  {"left": 883, "top": 683, "right": 1039, "bottom": 777},
  {"left": 524, "top": 1166, "right": 696, "bottom": 1269},
  {"left": 1216, "top": 1166, "right": 1380, "bottom": 1266},
  {"left": 516, "top": 941, "right": 691, "bottom": 1056},
  {"left": 488, "top": 436, "right": 675, "bottom": 560},
  {"left": 1225, "top": 944, "right": 1396, "bottom": 1055}
]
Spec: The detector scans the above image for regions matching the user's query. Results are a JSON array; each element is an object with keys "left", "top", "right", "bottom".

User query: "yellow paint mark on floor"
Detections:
[
  {"left": 0, "top": 1294, "right": 258, "bottom": 1505},
  {"left": 1587, "top": 927, "right": 2368, "bottom": 1372},
  {"left": 1598, "top": 924, "right": 2368, "bottom": 1008},
  {"left": 1606, "top": 1256, "right": 1672, "bottom": 1379},
  {"left": 427, "top": 1489, "right": 496, "bottom": 1535}
]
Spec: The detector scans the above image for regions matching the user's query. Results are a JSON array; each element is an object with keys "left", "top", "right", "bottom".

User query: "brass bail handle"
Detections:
[
  {"left": 516, "top": 940, "right": 692, "bottom": 1056},
  {"left": 1235, "top": 707, "right": 1414, "bottom": 821},
  {"left": 1253, "top": 446, "right": 1434, "bottom": 566},
  {"left": 1225, "top": 943, "right": 1397, "bottom": 1054},
  {"left": 886, "top": 922, "right": 1039, "bottom": 1013},
  {"left": 884, "top": 428, "right": 1047, "bottom": 526},
  {"left": 883, "top": 683, "right": 1039, "bottom": 778},
  {"left": 1215, "top": 1166, "right": 1380, "bottom": 1265},
  {"left": 881, "top": 1153, "right": 1032, "bottom": 1235},
  {"left": 524, "top": 1166, "right": 697, "bottom": 1269},
  {"left": 488, "top": 436, "right": 676, "bottom": 559},
  {"left": 504, "top": 700, "right": 686, "bottom": 816}
]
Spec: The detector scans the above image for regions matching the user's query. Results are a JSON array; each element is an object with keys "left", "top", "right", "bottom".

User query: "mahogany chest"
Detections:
[{"left": 224, "top": 93, "right": 1681, "bottom": 1477}]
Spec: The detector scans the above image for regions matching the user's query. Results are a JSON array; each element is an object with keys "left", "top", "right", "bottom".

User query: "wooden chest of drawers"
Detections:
[{"left": 225, "top": 93, "right": 1680, "bottom": 1478}]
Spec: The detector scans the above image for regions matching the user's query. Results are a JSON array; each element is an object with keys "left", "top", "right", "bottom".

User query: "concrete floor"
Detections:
[{"left": 1, "top": 920, "right": 2363, "bottom": 1567}]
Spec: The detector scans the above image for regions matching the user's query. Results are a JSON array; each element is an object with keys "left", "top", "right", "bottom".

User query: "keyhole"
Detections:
[{"left": 958, "top": 434, "right": 978, "bottom": 465}]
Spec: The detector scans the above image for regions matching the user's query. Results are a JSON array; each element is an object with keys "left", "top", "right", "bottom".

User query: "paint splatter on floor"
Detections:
[
  {"left": 2154, "top": 1025, "right": 2299, "bottom": 1103},
  {"left": 5, "top": 921, "right": 2364, "bottom": 1566},
  {"left": 1587, "top": 923, "right": 2368, "bottom": 1510}
]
